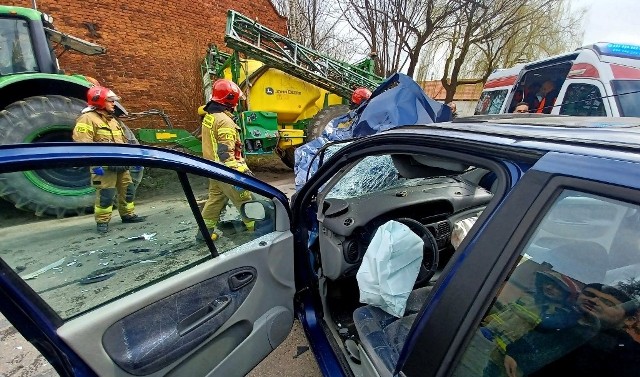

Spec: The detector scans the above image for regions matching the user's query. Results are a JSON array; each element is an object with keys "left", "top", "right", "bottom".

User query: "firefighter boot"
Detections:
[
  {"left": 121, "top": 214, "right": 147, "bottom": 223},
  {"left": 195, "top": 228, "right": 220, "bottom": 243},
  {"left": 97, "top": 222, "right": 109, "bottom": 234}
]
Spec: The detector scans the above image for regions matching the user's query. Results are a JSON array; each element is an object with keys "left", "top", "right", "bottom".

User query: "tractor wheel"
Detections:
[
  {"left": 279, "top": 147, "right": 296, "bottom": 169},
  {"left": 305, "top": 104, "right": 349, "bottom": 142},
  {"left": 278, "top": 104, "right": 349, "bottom": 169},
  {"left": 0, "top": 95, "right": 142, "bottom": 218}
]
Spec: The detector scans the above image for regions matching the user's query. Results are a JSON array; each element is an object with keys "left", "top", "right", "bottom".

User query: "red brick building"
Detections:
[
  {"left": 7, "top": 0, "right": 286, "bottom": 130},
  {"left": 420, "top": 80, "right": 484, "bottom": 117}
]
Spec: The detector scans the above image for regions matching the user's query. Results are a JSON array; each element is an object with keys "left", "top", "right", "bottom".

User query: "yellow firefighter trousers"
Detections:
[
  {"left": 92, "top": 169, "right": 136, "bottom": 223},
  {"left": 202, "top": 179, "right": 254, "bottom": 229}
]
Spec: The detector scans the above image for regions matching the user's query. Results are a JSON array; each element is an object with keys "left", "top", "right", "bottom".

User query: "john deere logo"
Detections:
[{"left": 265, "top": 87, "right": 274, "bottom": 95}]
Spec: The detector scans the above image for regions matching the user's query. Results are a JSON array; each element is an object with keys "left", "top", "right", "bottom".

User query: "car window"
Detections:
[
  {"left": 0, "top": 164, "right": 274, "bottom": 320},
  {"left": 611, "top": 80, "right": 640, "bottom": 117},
  {"left": 454, "top": 190, "right": 640, "bottom": 377},
  {"left": 559, "top": 83, "right": 606, "bottom": 116},
  {"left": 0, "top": 18, "right": 39, "bottom": 75},
  {"left": 475, "top": 90, "right": 508, "bottom": 115}
]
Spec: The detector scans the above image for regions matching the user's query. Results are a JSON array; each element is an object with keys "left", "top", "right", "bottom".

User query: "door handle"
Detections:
[
  {"left": 177, "top": 295, "right": 231, "bottom": 336},
  {"left": 229, "top": 269, "right": 255, "bottom": 291}
]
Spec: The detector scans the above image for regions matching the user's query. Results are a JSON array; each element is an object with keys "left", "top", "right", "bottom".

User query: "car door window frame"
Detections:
[
  {"left": 291, "top": 133, "right": 527, "bottom": 375},
  {"left": 0, "top": 248, "right": 97, "bottom": 377},
  {"left": 294, "top": 137, "right": 517, "bottom": 280},
  {"left": 0, "top": 143, "right": 290, "bottom": 377},
  {"left": 180, "top": 170, "right": 220, "bottom": 256},
  {"left": 400, "top": 170, "right": 640, "bottom": 377}
]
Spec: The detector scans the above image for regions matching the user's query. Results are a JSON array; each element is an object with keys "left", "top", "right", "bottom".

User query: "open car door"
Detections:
[{"left": 0, "top": 143, "right": 295, "bottom": 376}]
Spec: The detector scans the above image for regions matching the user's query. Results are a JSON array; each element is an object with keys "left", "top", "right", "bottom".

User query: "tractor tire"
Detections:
[
  {"left": 280, "top": 147, "right": 296, "bottom": 170},
  {"left": 278, "top": 104, "right": 349, "bottom": 169},
  {"left": 0, "top": 95, "right": 142, "bottom": 218},
  {"left": 305, "top": 104, "right": 349, "bottom": 142}
]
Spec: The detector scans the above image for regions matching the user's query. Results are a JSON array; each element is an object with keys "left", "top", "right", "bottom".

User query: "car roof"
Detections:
[{"left": 386, "top": 115, "right": 640, "bottom": 151}]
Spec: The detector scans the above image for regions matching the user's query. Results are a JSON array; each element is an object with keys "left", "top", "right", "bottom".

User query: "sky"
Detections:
[
  {"left": 418, "top": 0, "right": 640, "bottom": 79},
  {"left": 572, "top": 0, "right": 640, "bottom": 46}
]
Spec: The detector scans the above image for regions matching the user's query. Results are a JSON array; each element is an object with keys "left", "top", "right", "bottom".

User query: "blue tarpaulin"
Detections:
[{"left": 294, "top": 73, "right": 452, "bottom": 190}]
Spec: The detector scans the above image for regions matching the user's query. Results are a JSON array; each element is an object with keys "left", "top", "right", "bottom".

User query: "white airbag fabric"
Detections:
[
  {"left": 356, "top": 220, "right": 424, "bottom": 317},
  {"left": 450, "top": 216, "right": 479, "bottom": 250}
]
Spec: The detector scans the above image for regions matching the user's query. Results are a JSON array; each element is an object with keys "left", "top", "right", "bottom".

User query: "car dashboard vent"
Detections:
[
  {"left": 435, "top": 221, "right": 452, "bottom": 249},
  {"left": 437, "top": 221, "right": 451, "bottom": 236},
  {"left": 343, "top": 240, "right": 361, "bottom": 264}
]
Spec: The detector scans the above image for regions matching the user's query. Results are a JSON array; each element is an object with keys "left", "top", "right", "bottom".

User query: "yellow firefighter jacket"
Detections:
[
  {"left": 73, "top": 110, "right": 127, "bottom": 144},
  {"left": 201, "top": 111, "right": 249, "bottom": 173}
]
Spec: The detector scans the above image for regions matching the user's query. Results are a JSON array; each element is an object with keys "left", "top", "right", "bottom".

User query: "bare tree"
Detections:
[
  {"left": 271, "top": 0, "right": 361, "bottom": 62},
  {"left": 338, "top": 0, "right": 462, "bottom": 77},
  {"left": 399, "top": 0, "right": 463, "bottom": 77},
  {"left": 433, "top": 0, "right": 584, "bottom": 103},
  {"left": 338, "top": 0, "right": 422, "bottom": 76},
  {"left": 466, "top": 0, "right": 584, "bottom": 83}
]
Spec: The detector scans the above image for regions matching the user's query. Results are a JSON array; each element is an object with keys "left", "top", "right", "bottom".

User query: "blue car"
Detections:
[{"left": 2, "top": 116, "right": 640, "bottom": 377}]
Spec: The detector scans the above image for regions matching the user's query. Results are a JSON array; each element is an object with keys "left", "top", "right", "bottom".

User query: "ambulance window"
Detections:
[
  {"left": 611, "top": 80, "right": 640, "bottom": 117},
  {"left": 559, "top": 83, "right": 606, "bottom": 116},
  {"left": 475, "top": 90, "right": 508, "bottom": 115}
]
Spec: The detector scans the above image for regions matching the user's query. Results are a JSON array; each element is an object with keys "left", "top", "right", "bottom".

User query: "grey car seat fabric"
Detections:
[{"left": 353, "top": 286, "right": 432, "bottom": 373}]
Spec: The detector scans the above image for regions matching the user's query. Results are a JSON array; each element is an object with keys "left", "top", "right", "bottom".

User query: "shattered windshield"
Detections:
[
  {"left": 0, "top": 18, "right": 38, "bottom": 75},
  {"left": 325, "top": 154, "right": 453, "bottom": 199}
]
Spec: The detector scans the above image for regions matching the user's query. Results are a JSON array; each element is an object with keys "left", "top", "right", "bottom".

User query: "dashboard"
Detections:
[{"left": 317, "top": 177, "right": 493, "bottom": 280}]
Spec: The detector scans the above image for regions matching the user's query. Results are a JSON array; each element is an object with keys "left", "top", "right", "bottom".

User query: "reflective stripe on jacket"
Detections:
[
  {"left": 73, "top": 111, "right": 127, "bottom": 144},
  {"left": 201, "top": 111, "right": 249, "bottom": 172}
]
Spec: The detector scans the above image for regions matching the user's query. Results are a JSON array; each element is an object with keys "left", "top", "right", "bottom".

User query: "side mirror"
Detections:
[
  {"left": 41, "top": 13, "right": 54, "bottom": 24},
  {"left": 240, "top": 201, "right": 267, "bottom": 221}
]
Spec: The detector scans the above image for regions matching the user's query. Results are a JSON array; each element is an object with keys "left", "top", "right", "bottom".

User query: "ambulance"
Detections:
[{"left": 474, "top": 43, "right": 640, "bottom": 116}]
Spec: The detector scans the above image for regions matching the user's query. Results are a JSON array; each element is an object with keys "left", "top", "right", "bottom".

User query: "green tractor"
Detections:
[{"left": 0, "top": 5, "right": 135, "bottom": 218}]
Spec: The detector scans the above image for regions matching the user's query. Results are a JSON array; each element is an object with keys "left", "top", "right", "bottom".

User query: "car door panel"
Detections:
[
  {"left": 101, "top": 266, "right": 257, "bottom": 375},
  {"left": 56, "top": 231, "right": 294, "bottom": 377},
  {"left": 0, "top": 144, "right": 295, "bottom": 377}
]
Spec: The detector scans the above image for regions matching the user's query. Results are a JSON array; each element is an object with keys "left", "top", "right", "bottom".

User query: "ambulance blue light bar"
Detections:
[{"left": 592, "top": 43, "right": 640, "bottom": 60}]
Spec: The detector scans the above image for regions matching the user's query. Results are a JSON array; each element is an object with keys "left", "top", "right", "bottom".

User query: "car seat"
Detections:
[{"left": 352, "top": 286, "right": 432, "bottom": 375}]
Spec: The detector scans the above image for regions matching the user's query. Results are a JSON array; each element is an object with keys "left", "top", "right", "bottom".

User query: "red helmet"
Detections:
[
  {"left": 211, "top": 79, "right": 244, "bottom": 108},
  {"left": 87, "top": 86, "right": 120, "bottom": 109},
  {"left": 351, "top": 87, "right": 372, "bottom": 106}
]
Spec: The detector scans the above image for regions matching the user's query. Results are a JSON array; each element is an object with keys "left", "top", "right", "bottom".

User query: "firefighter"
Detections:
[
  {"left": 73, "top": 86, "right": 146, "bottom": 234},
  {"left": 350, "top": 87, "right": 372, "bottom": 109},
  {"left": 197, "top": 79, "right": 255, "bottom": 242}
]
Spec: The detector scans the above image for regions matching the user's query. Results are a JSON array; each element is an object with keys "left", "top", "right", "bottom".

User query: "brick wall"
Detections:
[{"left": 7, "top": 1, "right": 286, "bottom": 131}]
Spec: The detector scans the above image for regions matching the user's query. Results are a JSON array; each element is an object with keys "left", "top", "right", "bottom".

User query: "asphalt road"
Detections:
[{"left": 0, "top": 164, "right": 322, "bottom": 377}]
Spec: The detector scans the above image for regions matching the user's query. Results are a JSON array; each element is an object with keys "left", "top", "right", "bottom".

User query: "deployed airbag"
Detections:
[
  {"left": 451, "top": 216, "right": 479, "bottom": 250},
  {"left": 356, "top": 220, "right": 424, "bottom": 317}
]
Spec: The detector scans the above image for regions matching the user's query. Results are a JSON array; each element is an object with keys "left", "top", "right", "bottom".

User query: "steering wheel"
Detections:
[{"left": 394, "top": 218, "right": 439, "bottom": 286}]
